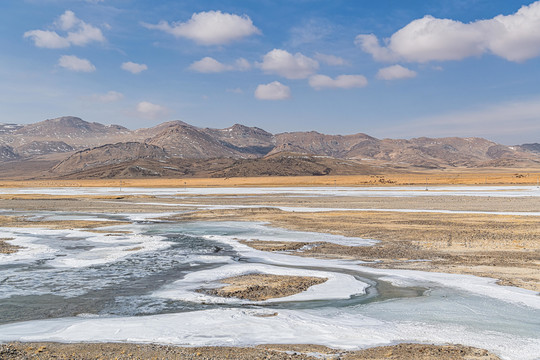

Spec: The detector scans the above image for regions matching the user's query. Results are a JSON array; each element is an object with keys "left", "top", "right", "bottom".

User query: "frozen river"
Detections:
[{"left": 0, "top": 187, "right": 539, "bottom": 359}]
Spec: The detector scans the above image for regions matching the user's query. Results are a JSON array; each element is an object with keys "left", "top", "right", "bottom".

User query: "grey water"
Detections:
[{"left": 0, "top": 214, "right": 419, "bottom": 325}]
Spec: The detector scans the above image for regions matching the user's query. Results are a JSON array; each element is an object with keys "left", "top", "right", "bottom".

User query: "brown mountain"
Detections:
[
  {"left": 146, "top": 124, "right": 245, "bottom": 158},
  {"left": 203, "top": 124, "right": 274, "bottom": 156},
  {"left": 517, "top": 143, "right": 540, "bottom": 154},
  {"left": 209, "top": 152, "right": 390, "bottom": 178},
  {"left": 3, "top": 116, "right": 131, "bottom": 150},
  {"left": 271, "top": 132, "right": 539, "bottom": 168},
  {"left": 271, "top": 131, "right": 377, "bottom": 158},
  {"left": 15, "top": 141, "right": 74, "bottom": 157},
  {"left": 0, "top": 123, "right": 24, "bottom": 135},
  {"left": 0, "top": 145, "right": 19, "bottom": 161},
  {"left": 1, "top": 116, "right": 540, "bottom": 179},
  {"left": 51, "top": 142, "right": 169, "bottom": 174},
  {"left": 132, "top": 120, "right": 192, "bottom": 140}
]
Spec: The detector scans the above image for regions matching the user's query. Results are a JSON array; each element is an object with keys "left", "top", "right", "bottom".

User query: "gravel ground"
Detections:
[{"left": 0, "top": 342, "right": 501, "bottom": 360}]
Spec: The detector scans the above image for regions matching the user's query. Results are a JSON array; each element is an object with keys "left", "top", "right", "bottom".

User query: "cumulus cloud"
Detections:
[
  {"left": 58, "top": 55, "right": 96, "bottom": 72},
  {"left": 314, "top": 53, "right": 347, "bottom": 66},
  {"left": 24, "top": 10, "right": 105, "bottom": 49},
  {"left": 143, "top": 10, "right": 260, "bottom": 45},
  {"left": 254, "top": 81, "right": 291, "bottom": 100},
  {"left": 189, "top": 57, "right": 231, "bottom": 73},
  {"left": 376, "top": 65, "right": 417, "bottom": 80},
  {"left": 355, "top": 1, "right": 540, "bottom": 63},
  {"left": 257, "top": 49, "right": 319, "bottom": 79},
  {"left": 234, "top": 57, "right": 251, "bottom": 71},
  {"left": 121, "top": 61, "right": 148, "bottom": 74},
  {"left": 136, "top": 101, "right": 169, "bottom": 119},
  {"left": 84, "top": 91, "right": 124, "bottom": 102},
  {"left": 189, "top": 57, "right": 251, "bottom": 73},
  {"left": 309, "top": 74, "right": 367, "bottom": 90}
]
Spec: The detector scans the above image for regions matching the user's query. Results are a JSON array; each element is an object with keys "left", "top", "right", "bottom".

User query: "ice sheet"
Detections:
[
  {"left": 153, "top": 263, "right": 368, "bottom": 304},
  {"left": 0, "top": 308, "right": 538, "bottom": 360},
  {"left": 1, "top": 185, "right": 539, "bottom": 197}
]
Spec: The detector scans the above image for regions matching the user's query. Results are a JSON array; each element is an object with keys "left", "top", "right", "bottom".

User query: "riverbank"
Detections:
[{"left": 0, "top": 342, "right": 501, "bottom": 359}]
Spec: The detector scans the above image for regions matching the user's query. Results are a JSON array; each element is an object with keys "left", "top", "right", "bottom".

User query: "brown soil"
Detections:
[
  {"left": 0, "top": 342, "right": 501, "bottom": 360},
  {"left": 0, "top": 215, "right": 127, "bottom": 231},
  {"left": 239, "top": 240, "right": 311, "bottom": 252},
  {"left": 200, "top": 274, "right": 327, "bottom": 301},
  {"left": 0, "top": 237, "right": 19, "bottom": 254}
]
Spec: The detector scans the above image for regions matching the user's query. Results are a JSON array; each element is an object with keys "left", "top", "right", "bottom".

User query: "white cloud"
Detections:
[
  {"left": 58, "top": 55, "right": 96, "bottom": 72},
  {"left": 314, "top": 53, "right": 347, "bottom": 66},
  {"left": 84, "top": 91, "right": 124, "bottom": 102},
  {"left": 121, "top": 61, "right": 148, "bottom": 74},
  {"left": 257, "top": 49, "right": 319, "bottom": 79},
  {"left": 66, "top": 23, "right": 105, "bottom": 46},
  {"left": 254, "top": 81, "right": 291, "bottom": 100},
  {"left": 143, "top": 10, "right": 260, "bottom": 45},
  {"left": 57, "top": 10, "right": 78, "bottom": 31},
  {"left": 23, "top": 30, "right": 70, "bottom": 49},
  {"left": 309, "top": 74, "right": 367, "bottom": 90},
  {"left": 189, "top": 57, "right": 231, "bottom": 73},
  {"left": 355, "top": 1, "right": 540, "bottom": 63},
  {"left": 235, "top": 58, "right": 251, "bottom": 71},
  {"left": 24, "top": 10, "right": 105, "bottom": 49},
  {"left": 136, "top": 101, "right": 169, "bottom": 119},
  {"left": 376, "top": 65, "right": 417, "bottom": 80},
  {"left": 227, "top": 88, "right": 243, "bottom": 94},
  {"left": 189, "top": 57, "right": 251, "bottom": 73}
]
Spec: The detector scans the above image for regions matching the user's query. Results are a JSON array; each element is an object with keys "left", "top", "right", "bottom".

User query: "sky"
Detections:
[{"left": 1, "top": 0, "right": 540, "bottom": 144}]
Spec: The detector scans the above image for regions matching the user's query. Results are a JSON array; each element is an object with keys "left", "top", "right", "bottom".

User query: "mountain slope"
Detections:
[
  {"left": 0, "top": 145, "right": 19, "bottom": 161},
  {"left": 147, "top": 124, "right": 245, "bottom": 158},
  {"left": 203, "top": 124, "right": 274, "bottom": 156},
  {"left": 3, "top": 116, "right": 132, "bottom": 150},
  {"left": 51, "top": 142, "right": 169, "bottom": 175},
  {"left": 1, "top": 116, "right": 540, "bottom": 179}
]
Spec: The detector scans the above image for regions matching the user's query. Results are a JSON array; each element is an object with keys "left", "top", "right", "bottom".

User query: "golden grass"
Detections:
[{"left": 1, "top": 170, "right": 540, "bottom": 188}]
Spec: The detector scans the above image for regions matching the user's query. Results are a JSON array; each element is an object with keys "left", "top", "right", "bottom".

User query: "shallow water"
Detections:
[{"left": 0, "top": 206, "right": 539, "bottom": 359}]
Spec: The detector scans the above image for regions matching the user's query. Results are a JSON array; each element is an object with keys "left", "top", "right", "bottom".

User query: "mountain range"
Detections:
[{"left": 0, "top": 116, "right": 539, "bottom": 179}]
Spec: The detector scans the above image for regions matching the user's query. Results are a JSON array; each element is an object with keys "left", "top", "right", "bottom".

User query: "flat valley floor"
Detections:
[{"left": 0, "top": 182, "right": 539, "bottom": 359}]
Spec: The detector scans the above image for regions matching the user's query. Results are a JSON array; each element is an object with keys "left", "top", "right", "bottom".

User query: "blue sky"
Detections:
[{"left": 1, "top": 0, "right": 540, "bottom": 144}]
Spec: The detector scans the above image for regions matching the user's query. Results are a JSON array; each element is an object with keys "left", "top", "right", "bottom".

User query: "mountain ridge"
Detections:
[{"left": 1, "top": 116, "right": 539, "bottom": 179}]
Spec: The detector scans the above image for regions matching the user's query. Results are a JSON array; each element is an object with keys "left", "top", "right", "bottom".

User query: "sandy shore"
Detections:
[{"left": 0, "top": 342, "right": 501, "bottom": 359}]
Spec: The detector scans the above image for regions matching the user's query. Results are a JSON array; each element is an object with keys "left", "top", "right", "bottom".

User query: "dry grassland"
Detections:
[{"left": 1, "top": 170, "right": 540, "bottom": 188}]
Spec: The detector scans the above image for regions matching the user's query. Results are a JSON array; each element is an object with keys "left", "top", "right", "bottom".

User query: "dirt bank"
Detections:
[
  {"left": 200, "top": 274, "right": 327, "bottom": 301},
  {"left": 0, "top": 342, "right": 501, "bottom": 360}
]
